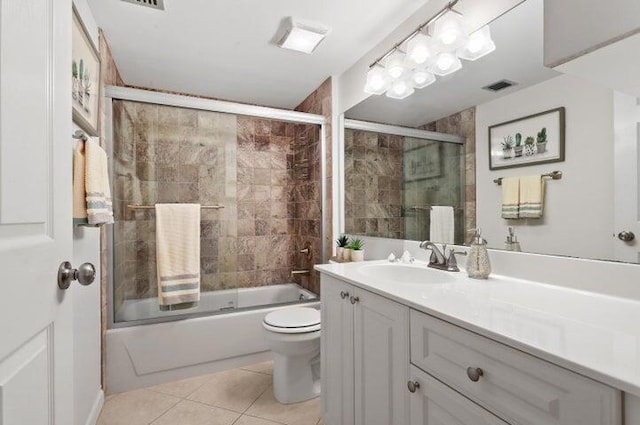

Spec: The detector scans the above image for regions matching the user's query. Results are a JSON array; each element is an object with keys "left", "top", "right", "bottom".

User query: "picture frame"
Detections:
[
  {"left": 488, "top": 107, "right": 565, "bottom": 170},
  {"left": 72, "top": 5, "right": 101, "bottom": 136},
  {"left": 403, "top": 142, "right": 442, "bottom": 181}
]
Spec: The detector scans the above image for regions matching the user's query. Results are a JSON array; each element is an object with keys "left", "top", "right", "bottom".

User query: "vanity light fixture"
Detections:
[
  {"left": 276, "top": 17, "right": 331, "bottom": 54},
  {"left": 364, "top": 66, "right": 391, "bottom": 95},
  {"left": 364, "top": 0, "right": 496, "bottom": 99},
  {"left": 457, "top": 25, "right": 496, "bottom": 61},
  {"left": 386, "top": 79, "right": 415, "bottom": 99}
]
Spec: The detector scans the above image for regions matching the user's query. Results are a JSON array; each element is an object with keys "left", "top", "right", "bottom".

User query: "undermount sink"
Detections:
[{"left": 357, "top": 263, "right": 456, "bottom": 284}]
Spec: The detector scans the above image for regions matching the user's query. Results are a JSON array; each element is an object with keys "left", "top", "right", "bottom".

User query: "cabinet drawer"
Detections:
[
  {"left": 408, "top": 365, "right": 509, "bottom": 425},
  {"left": 410, "top": 311, "right": 621, "bottom": 425}
]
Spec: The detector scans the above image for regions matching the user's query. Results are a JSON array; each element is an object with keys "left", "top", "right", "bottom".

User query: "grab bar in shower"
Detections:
[{"left": 127, "top": 204, "right": 225, "bottom": 210}]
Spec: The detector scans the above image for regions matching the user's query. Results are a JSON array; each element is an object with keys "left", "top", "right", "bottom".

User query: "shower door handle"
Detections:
[{"left": 58, "top": 261, "right": 96, "bottom": 290}]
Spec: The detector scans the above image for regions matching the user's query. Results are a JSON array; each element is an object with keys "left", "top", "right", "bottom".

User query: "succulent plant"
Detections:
[
  {"left": 336, "top": 235, "right": 350, "bottom": 248},
  {"left": 501, "top": 135, "right": 514, "bottom": 149},
  {"left": 525, "top": 136, "right": 535, "bottom": 145},
  {"left": 348, "top": 238, "right": 364, "bottom": 251},
  {"left": 515, "top": 133, "right": 522, "bottom": 146},
  {"left": 536, "top": 127, "right": 547, "bottom": 144}
]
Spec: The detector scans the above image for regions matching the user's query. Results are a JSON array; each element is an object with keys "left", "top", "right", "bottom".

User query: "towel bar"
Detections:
[
  {"left": 127, "top": 204, "right": 224, "bottom": 210},
  {"left": 494, "top": 170, "right": 562, "bottom": 185}
]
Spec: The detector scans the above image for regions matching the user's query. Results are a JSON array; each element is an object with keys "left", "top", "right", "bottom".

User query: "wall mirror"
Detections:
[{"left": 342, "top": 0, "right": 640, "bottom": 264}]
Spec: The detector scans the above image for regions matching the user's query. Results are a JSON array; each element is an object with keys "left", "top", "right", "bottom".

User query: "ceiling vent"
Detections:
[
  {"left": 483, "top": 79, "right": 517, "bottom": 92},
  {"left": 121, "top": 0, "right": 165, "bottom": 10}
]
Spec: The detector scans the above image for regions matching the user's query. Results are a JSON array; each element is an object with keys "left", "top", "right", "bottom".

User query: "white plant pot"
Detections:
[
  {"left": 351, "top": 250, "right": 364, "bottom": 262},
  {"left": 344, "top": 248, "right": 353, "bottom": 262},
  {"left": 336, "top": 247, "right": 345, "bottom": 260}
]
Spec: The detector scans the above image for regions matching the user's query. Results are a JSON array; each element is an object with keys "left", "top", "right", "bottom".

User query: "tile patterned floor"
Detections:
[{"left": 97, "top": 361, "right": 324, "bottom": 425}]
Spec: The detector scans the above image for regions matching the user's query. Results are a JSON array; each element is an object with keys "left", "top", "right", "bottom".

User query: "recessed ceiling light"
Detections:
[{"left": 275, "top": 17, "right": 331, "bottom": 54}]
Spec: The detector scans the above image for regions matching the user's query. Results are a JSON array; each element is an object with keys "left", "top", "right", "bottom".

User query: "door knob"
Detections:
[
  {"left": 618, "top": 231, "right": 635, "bottom": 242},
  {"left": 58, "top": 261, "right": 96, "bottom": 290}
]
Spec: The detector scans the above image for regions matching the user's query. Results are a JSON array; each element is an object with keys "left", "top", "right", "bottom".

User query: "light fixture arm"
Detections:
[{"left": 368, "top": 0, "right": 460, "bottom": 69}]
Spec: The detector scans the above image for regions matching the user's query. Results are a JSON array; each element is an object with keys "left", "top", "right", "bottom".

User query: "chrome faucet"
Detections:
[
  {"left": 419, "top": 241, "right": 446, "bottom": 266},
  {"left": 419, "top": 241, "right": 466, "bottom": 272}
]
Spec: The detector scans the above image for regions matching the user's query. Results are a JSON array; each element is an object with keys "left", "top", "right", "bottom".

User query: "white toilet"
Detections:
[{"left": 262, "top": 307, "right": 321, "bottom": 404}]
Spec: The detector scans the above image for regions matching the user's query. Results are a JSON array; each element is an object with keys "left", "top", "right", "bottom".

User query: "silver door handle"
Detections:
[
  {"left": 58, "top": 261, "right": 96, "bottom": 289},
  {"left": 618, "top": 231, "right": 635, "bottom": 242}
]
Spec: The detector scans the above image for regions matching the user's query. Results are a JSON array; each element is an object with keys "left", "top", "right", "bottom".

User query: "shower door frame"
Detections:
[
  {"left": 339, "top": 117, "right": 466, "bottom": 237},
  {"left": 104, "top": 86, "right": 327, "bottom": 329}
]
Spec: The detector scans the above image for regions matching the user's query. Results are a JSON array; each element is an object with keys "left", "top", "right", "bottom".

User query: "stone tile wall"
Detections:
[
  {"left": 344, "top": 129, "right": 404, "bottom": 239},
  {"left": 294, "top": 78, "right": 332, "bottom": 294},
  {"left": 422, "top": 106, "right": 477, "bottom": 239},
  {"left": 111, "top": 100, "right": 322, "bottom": 317}
]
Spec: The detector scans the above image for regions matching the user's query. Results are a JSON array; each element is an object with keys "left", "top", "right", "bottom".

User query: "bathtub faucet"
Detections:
[{"left": 291, "top": 270, "right": 310, "bottom": 276}]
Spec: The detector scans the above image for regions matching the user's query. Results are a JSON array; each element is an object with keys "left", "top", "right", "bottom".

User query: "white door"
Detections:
[
  {"left": 320, "top": 276, "right": 355, "bottom": 425},
  {"left": 0, "top": 0, "right": 74, "bottom": 424},
  {"left": 353, "top": 289, "right": 409, "bottom": 425},
  {"left": 613, "top": 92, "right": 640, "bottom": 263}
]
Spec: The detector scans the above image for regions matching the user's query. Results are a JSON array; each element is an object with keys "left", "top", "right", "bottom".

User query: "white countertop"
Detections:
[{"left": 315, "top": 260, "right": 640, "bottom": 397}]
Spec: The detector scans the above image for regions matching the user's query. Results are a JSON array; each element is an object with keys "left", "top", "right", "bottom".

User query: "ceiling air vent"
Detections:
[
  {"left": 121, "top": 0, "right": 165, "bottom": 10},
  {"left": 483, "top": 79, "right": 517, "bottom": 92}
]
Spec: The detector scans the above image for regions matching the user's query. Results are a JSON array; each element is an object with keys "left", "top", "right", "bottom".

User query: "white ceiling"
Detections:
[
  {"left": 87, "top": 0, "right": 430, "bottom": 109},
  {"left": 346, "top": 0, "right": 560, "bottom": 127}
]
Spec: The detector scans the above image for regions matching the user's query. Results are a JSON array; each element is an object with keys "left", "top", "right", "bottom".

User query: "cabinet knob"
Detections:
[
  {"left": 466, "top": 367, "right": 484, "bottom": 382},
  {"left": 340, "top": 291, "right": 349, "bottom": 299},
  {"left": 407, "top": 380, "right": 420, "bottom": 393},
  {"left": 618, "top": 231, "right": 635, "bottom": 242},
  {"left": 350, "top": 295, "right": 360, "bottom": 304}
]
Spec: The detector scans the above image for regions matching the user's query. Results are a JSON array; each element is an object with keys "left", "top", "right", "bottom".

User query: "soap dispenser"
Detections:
[
  {"left": 466, "top": 228, "right": 491, "bottom": 279},
  {"left": 504, "top": 227, "right": 521, "bottom": 252}
]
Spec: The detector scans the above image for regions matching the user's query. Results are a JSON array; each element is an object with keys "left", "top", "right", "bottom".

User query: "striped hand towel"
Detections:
[
  {"left": 156, "top": 204, "right": 201, "bottom": 310},
  {"left": 520, "top": 175, "right": 545, "bottom": 218},
  {"left": 85, "top": 140, "right": 114, "bottom": 225},
  {"left": 501, "top": 177, "right": 520, "bottom": 219},
  {"left": 73, "top": 141, "right": 89, "bottom": 226}
]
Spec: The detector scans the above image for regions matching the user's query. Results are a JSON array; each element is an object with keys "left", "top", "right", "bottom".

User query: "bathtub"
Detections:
[{"left": 106, "top": 283, "right": 319, "bottom": 393}]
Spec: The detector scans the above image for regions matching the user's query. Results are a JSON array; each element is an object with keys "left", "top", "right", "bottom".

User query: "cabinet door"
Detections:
[
  {"left": 353, "top": 288, "right": 409, "bottom": 425},
  {"left": 321, "top": 276, "right": 355, "bottom": 425},
  {"left": 408, "top": 365, "right": 510, "bottom": 425}
]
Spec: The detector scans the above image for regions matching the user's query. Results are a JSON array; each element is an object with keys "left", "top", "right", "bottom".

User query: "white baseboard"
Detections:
[{"left": 84, "top": 389, "right": 104, "bottom": 425}]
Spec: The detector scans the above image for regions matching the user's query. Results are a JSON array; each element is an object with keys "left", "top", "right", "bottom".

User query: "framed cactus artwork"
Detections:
[
  {"left": 488, "top": 107, "right": 565, "bottom": 170},
  {"left": 72, "top": 5, "right": 101, "bottom": 136}
]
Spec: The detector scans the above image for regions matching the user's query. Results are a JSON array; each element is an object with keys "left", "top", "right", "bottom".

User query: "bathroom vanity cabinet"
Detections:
[
  {"left": 320, "top": 274, "right": 623, "bottom": 425},
  {"left": 321, "top": 277, "right": 409, "bottom": 425}
]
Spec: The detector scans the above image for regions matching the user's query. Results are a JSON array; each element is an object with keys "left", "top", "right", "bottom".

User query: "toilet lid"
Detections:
[{"left": 264, "top": 307, "right": 320, "bottom": 329}]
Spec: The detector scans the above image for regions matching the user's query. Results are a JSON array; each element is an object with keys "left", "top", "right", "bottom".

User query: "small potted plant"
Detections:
[
  {"left": 536, "top": 127, "right": 548, "bottom": 153},
  {"left": 524, "top": 136, "right": 536, "bottom": 156},
  {"left": 501, "top": 136, "right": 514, "bottom": 159},
  {"left": 513, "top": 133, "right": 524, "bottom": 157},
  {"left": 349, "top": 239, "right": 365, "bottom": 262},
  {"left": 336, "top": 235, "right": 349, "bottom": 261}
]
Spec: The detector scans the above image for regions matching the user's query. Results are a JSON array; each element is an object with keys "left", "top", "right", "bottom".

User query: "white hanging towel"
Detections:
[
  {"left": 85, "top": 139, "right": 114, "bottom": 225},
  {"left": 156, "top": 203, "right": 201, "bottom": 310},
  {"left": 429, "top": 206, "right": 455, "bottom": 244}
]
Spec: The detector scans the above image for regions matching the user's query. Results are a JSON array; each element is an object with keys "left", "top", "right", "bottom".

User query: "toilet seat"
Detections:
[{"left": 263, "top": 307, "right": 321, "bottom": 334}]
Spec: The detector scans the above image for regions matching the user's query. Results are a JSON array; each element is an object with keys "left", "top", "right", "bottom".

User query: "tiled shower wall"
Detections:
[
  {"left": 422, "top": 107, "right": 477, "bottom": 237},
  {"left": 403, "top": 138, "right": 465, "bottom": 243},
  {"left": 344, "top": 129, "right": 404, "bottom": 239},
  {"left": 111, "top": 100, "right": 321, "bottom": 315}
]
